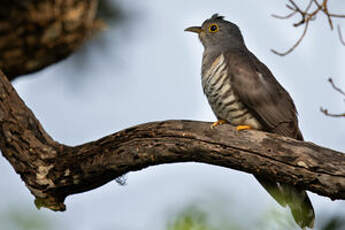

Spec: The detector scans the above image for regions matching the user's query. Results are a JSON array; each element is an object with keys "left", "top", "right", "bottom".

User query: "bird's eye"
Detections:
[{"left": 209, "top": 24, "right": 219, "bottom": 32}]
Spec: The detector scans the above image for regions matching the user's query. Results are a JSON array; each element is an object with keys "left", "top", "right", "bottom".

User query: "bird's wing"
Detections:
[
  {"left": 226, "top": 50, "right": 314, "bottom": 228},
  {"left": 227, "top": 49, "right": 302, "bottom": 139}
]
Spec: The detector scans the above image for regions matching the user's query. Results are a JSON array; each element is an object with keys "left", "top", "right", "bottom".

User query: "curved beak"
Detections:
[{"left": 184, "top": 26, "right": 203, "bottom": 34}]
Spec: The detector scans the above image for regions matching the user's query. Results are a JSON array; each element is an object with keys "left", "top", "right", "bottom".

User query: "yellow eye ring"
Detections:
[{"left": 208, "top": 24, "right": 219, "bottom": 32}]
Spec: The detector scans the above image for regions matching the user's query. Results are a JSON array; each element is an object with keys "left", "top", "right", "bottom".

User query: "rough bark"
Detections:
[
  {"left": 0, "top": 0, "right": 99, "bottom": 80},
  {"left": 0, "top": 70, "right": 345, "bottom": 211}
]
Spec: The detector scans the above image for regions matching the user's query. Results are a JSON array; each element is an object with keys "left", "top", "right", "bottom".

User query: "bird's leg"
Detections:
[
  {"left": 211, "top": 120, "right": 227, "bottom": 128},
  {"left": 236, "top": 125, "right": 252, "bottom": 131}
]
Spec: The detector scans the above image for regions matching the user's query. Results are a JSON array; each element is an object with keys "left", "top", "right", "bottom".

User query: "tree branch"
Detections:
[
  {"left": 0, "top": 0, "right": 100, "bottom": 81},
  {"left": 1, "top": 70, "right": 345, "bottom": 211},
  {"left": 272, "top": 0, "right": 345, "bottom": 55},
  {"left": 320, "top": 78, "right": 345, "bottom": 118}
]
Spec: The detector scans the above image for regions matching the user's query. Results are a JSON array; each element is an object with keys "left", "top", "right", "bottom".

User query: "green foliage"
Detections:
[
  {"left": 0, "top": 209, "right": 52, "bottom": 230},
  {"left": 165, "top": 204, "right": 306, "bottom": 230},
  {"left": 167, "top": 206, "right": 213, "bottom": 230},
  {"left": 166, "top": 203, "right": 345, "bottom": 230},
  {"left": 166, "top": 205, "right": 242, "bottom": 230},
  {"left": 257, "top": 208, "right": 298, "bottom": 230},
  {"left": 320, "top": 216, "right": 345, "bottom": 230}
]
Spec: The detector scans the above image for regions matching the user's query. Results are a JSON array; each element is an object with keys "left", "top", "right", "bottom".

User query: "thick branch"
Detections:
[
  {"left": 0, "top": 0, "right": 99, "bottom": 80},
  {"left": 0, "top": 70, "right": 345, "bottom": 211}
]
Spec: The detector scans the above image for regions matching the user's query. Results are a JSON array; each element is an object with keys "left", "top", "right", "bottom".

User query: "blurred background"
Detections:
[{"left": 1, "top": 0, "right": 345, "bottom": 229}]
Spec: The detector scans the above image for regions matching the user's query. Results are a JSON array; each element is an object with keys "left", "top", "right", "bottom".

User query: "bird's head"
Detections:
[{"left": 185, "top": 14, "right": 245, "bottom": 51}]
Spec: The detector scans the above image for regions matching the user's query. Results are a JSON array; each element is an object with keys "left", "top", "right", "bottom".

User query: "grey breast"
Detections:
[{"left": 202, "top": 54, "right": 262, "bottom": 129}]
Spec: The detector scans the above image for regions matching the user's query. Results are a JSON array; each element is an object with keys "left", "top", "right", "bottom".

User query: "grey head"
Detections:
[{"left": 185, "top": 14, "right": 246, "bottom": 52}]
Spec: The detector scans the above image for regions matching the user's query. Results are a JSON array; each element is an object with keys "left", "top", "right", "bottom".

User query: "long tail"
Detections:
[{"left": 255, "top": 176, "right": 315, "bottom": 229}]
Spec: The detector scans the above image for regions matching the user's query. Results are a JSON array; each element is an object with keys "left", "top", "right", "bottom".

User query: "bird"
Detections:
[{"left": 185, "top": 14, "right": 315, "bottom": 229}]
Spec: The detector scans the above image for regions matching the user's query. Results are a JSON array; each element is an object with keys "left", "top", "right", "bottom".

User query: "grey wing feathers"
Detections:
[
  {"left": 226, "top": 49, "right": 315, "bottom": 228},
  {"left": 227, "top": 49, "right": 302, "bottom": 139}
]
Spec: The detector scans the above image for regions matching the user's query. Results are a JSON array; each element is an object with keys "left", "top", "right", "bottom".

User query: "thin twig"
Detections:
[
  {"left": 272, "top": 11, "right": 297, "bottom": 19},
  {"left": 320, "top": 108, "right": 345, "bottom": 117},
  {"left": 328, "top": 14, "right": 345, "bottom": 18},
  {"left": 288, "top": 0, "right": 303, "bottom": 14},
  {"left": 320, "top": 78, "right": 345, "bottom": 118},
  {"left": 273, "top": 0, "right": 345, "bottom": 55},
  {"left": 312, "top": 0, "right": 321, "bottom": 8},
  {"left": 305, "top": 0, "right": 314, "bottom": 13},
  {"left": 286, "top": 4, "right": 296, "bottom": 12},
  {"left": 271, "top": 20, "right": 309, "bottom": 56},
  {"left": 338, "top": 25, "right": 345, "bottom": 46},
  {"left": 322, "top": 0, "right": 334, "bottom": 30},
  {"left": 328, "top": 78, "right": 345, "bottom": 97}
]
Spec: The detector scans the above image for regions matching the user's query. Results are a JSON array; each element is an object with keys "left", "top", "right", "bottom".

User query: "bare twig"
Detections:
[
  {"left": 322, "top": 0, "right": 334, "bottom": 30},
  {"left": 305, "top": 0, "right": 314, "bottom": 13},
  {"left": 288, "top": 0, "right": 304, "bottom": 14},
  {"left": 338, "top": 25, "right": 345, "bottom": 46},
  {"left": 320, "top": 108, "right": 345, "bottom": 117},
  {"left": 271, "top": 20, "right": 309, "bottom": 56},
  {"left": 328, "top": 14, "right": 345, "bottom": 18},
  {"left": 312, "top": 0, "right": 321, "bottom": 8},
  {"left": 328, "top": 78, "right": 345, "bottom": 96},
  {"left": 272, "top": 11, "right": 297, "bottom": 20},
  {"left": 273, "top": 0, "right": 345, "bottom": 55},
  {"left": 321, "top": 78, "right": 345, "bottom": 118}
]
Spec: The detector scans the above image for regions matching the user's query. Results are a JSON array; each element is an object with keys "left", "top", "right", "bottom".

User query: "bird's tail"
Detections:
[{"left": 255, "top": 176, "right": 315, "bottom": 229}]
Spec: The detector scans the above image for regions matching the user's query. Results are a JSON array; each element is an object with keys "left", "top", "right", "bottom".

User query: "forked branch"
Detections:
[
  {"left": 272, "top": 0, "right": 345, "bottom": 56},
  {"left": 321, "top": 78, "right": 345, "bottom": 118}
]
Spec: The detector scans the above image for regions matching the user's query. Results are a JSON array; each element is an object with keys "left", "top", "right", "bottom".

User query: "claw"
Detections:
[
  {"left": 236, "top": 125, "right": 252, "bottom": 131},
  {"left": 211, "top": 120, "right": 227, "bottom": 129}
]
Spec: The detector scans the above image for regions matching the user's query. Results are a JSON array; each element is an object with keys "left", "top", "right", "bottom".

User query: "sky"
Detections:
[{"left": 1, "top": 1, "right": 345, "bottom": 230}]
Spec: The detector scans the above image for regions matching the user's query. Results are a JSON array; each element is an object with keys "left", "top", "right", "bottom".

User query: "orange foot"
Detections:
[
  {"left": 211, "top": 120, "right": 227, "bottom": 129},
  {"left": 236, "top": 125, "right": 252, "bottom": 131}
]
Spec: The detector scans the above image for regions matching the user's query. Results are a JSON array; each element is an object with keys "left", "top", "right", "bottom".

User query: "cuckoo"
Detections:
[{"left": 185, "top": 14, "right": 315, "bottom": 229}]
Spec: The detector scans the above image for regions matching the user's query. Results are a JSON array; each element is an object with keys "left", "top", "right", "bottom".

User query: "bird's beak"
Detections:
[{"left": 184, "top": 26, "right": 203, "bottom": 34}]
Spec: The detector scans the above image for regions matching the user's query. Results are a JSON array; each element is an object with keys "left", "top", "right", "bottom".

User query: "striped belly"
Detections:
[{"left": 202, "top": 54, "right": 262, "bottom": 129}]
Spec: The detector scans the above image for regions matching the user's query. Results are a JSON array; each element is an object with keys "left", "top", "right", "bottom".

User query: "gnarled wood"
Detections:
[
  {"left": 0, "top": 0, "right": 99, "bottom": 80},
  {"left": 0, "top": 70, "right": 345, "bottom": 211}
]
